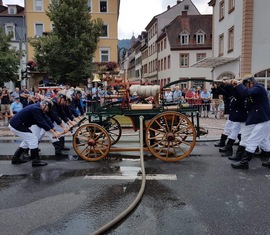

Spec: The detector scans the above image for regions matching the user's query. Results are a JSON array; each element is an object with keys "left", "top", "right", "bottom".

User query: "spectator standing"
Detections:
[
  {"left": 19, "top": 86, "right": 30, "bottom": 107},
  {"left": 201, "top": 88, "right": 211, "bottom": 117},
  {"left": 185, "top": 88, "right": 195, "bottom": 106},
  {"left": 164, "top": 87, "right": 173, "bottom": 103},
  {"left": 10, "top": 87, "right": 20, "bottom": 101},
  {"left": 0, "top": 86, "right": 12, "bottom": 120},
  {"left": 173, "top": 86, "right": 182, "bottom": 103},
  {"left": 10, "top": 97, "right": 23, "bottom": 116},
  {"left": 211, "top": 83, "right": 220, "bottom": 118}
]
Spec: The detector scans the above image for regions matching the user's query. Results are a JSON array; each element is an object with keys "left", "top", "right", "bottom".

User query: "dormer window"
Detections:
[
  {"left": 195, "top": 29, "right": 206, "bottom": 44},
  {"left": 8, "top": 6, "right": 17, "bottom": 14},
  {"left": 179, "top": 30, "right": 190, "bottom": 45}
]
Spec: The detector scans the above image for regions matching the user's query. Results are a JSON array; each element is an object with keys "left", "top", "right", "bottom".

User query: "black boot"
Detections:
[
  {"left": 31, "top": 148, "right": 48, "bottom": 167},
  {"left": 21, "top": 148, "right": 31, "bottom": 160},
  {"left": 53, "top": 142, "right": 69, "bottom": 158},
  {"left": 231, "top": 150, "right": 253, "bottom": 169},
  {"left": 228, "top": 145, "right": 245, "bottom": 161},
  {"left": 219, "top": 138, "right": 235, "bottom": 157},
  {"left": 234, "top": 134, "right": 241, "bottom": 146},
  {"left": 11, "top": 147, "right": 27, "bottom": 164},
  {"left": 59, "top": 137, "right": 70, "bottom": 151},
  {"left": 261, "top": 151, "right": 270, "bottom": 167},
  {"left": 214, "top": 134, "right": 227, "bottom": 147}
]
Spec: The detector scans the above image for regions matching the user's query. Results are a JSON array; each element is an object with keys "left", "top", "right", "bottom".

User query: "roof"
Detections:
[
  {"left": 191, "top": 57, "right": 239, "bottom": 68},
  {"left": 166, "top": 13, "right": 212, "bottom": 50}
]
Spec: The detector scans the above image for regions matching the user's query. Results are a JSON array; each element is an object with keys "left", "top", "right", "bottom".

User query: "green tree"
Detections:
[
  {"left": 0, "top": 28, "right": 20, "bottom": 85},
  {"left": 29, "top": 0, "right": 103, "bottom": 85}
]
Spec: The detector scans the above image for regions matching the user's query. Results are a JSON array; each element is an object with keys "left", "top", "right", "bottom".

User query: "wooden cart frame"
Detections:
[{"left": 72, "top": 79, "right": 213, "bottom": 162}]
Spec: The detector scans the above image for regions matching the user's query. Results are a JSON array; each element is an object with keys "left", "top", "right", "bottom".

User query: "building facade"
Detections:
[
  {"left": 157, "top": 12, "right": 212, "bottom": 89},
  {"left": 142, "top": 0, "right": 201, "bottom": 85},
  {"left": 24, "top": 0, "right": 120, "bottom": 87},
  {"left": 193, "top": 0, "right": 270, "bottom": 90},
  {"left": 0, "top": 1, "right": 27, "bottom": 90}
]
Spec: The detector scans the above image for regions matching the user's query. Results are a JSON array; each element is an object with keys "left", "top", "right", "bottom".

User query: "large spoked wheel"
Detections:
[
  {"left": 73, "top": 123, "right": 111, "bottom": 161},
  {"left": 145, "top": 111, "right": 196, "bottom": 162},
  {"left": 103, "top": 117, "right": 122, "bottom": 145}
]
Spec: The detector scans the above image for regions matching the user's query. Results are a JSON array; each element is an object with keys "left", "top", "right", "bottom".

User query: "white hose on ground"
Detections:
[{"left": 91, "top": 116, "right": 146, "bottom": 235}]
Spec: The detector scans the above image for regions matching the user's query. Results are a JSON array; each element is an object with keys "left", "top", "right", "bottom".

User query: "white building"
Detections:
[
  {"left": 142, "top": 0, "right": 201, "bottom": 84},
  {"left": 193, "top": 0, "right": 270, "bottom": 90},
  {"left": 157, "top": 11, "right": 212, "bottom": 89}
]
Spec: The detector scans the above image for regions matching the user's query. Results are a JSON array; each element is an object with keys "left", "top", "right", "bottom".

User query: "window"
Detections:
[
  {"left": 168, "top": 55, "right": 171, "bottom": 69},
  {"left": 228, "top": 0, "right": 235, "bottom": 13},
  {"left": 196, "top": 34, "right": 205, "bottom": 44},
  {"left": 161, "top": 59, "right": 163, "bottom": 71},
  {"left": 181, "top": 34, "right": 189, "bottom": 45},
  {"left": 100, "top": 48, "right": 109, "bottom": 62},
  {"left": 5, "top": 23, "right": 15, "bottom": 40},
  {"left": 196, "top": 53, "right": 206, "bottom": 62},
  {"left": 101, "top": 25, "right": 108, "bottom": 37},
  {"left": 180, "top": 31, "right": 190, "bottom": 45},
  {"left": 164, "top": 38, "right": 167, "bottom": 49},
  {"left": 100, "top": 0, "right": 107, "bottom": 13},
  {"left": 35, "top": 23, "right": 44, "bottom": 37},
  {"left": 184, "top": 5, "right": 189, "bottom": 10},
  {"left": 219, "top": 0, "right": 224, "bottom": 21},
  {"left": 228, "top": 26, "right": 234, "bottom": 52},
  {"left": 164, "top": 57, "right": 167, "bottom": 70},
  {"left": 87, "top": 0, "right": 92, "bottom": 12},
  {"left": 219, "top": 34, "right": 224, "bottom": 56},
  {"left": 8, "top": 6, "right": 17, "bottom": 14},
  {"left": 34, "top": 0, "right": 43, "bottom": 12},
  {"left": 180, "top": 54, "right": 189, "bottom": 67}
]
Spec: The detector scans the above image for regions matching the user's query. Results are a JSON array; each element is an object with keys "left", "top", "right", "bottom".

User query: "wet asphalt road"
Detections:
[{"left": 1, "top": 142, "right": 270, "bottom": 235}]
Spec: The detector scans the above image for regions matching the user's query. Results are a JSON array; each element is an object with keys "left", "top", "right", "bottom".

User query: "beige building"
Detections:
[
  {"left": 193, "top": 0, "right": 270, "bottom": 89},
  {"left": 24, "top": 0, "right": 120, "bottom": 86}
]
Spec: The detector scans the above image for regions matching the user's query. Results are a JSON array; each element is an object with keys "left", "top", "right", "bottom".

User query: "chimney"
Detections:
[
  {"left": 0, "top": 0, "right": 3, "bottom": 6},
  {"left": 177, "top": 0, "right": 182, "bottom": 4},
  {"left": 167, "top": 5, "right": 170, "bottom": 10},
  {"left": 182, "top": 11, "right": 187, "bottom": 17}
]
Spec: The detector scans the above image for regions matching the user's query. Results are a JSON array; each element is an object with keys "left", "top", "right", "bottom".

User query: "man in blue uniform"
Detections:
[
  {"left": 8, "top": 99, "right": 60, "bottom": 166},
  {"left": 219, "top": 80, "right": 247, "bottom": 157},
  {"left": 231, "top": 76, "right": 270, "bottom": 169}
]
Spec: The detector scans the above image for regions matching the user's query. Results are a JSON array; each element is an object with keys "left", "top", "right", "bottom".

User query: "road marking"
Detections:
[{"left": 84, "top": 174, "right": 177, "bottom": 180}]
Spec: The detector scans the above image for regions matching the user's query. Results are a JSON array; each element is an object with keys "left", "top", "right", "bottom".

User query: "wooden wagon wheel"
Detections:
[
  {"left": 73, "top": 123, "right": 111, "bottom": 161},
  {"left": 104, "top": 117, "right": 122, "bottom": 145},
  {"left": 145, "top": 111, "right": 196, "bottom": 162}
]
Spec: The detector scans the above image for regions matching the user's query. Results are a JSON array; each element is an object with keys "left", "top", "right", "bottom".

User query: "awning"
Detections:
[{"left": 192, "top": 57, "right": 239, "bottom": 68}]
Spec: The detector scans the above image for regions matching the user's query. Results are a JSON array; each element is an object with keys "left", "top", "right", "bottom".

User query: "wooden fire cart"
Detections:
[{"left": 72, "top": 79, "right": 211, "bottom": 162}]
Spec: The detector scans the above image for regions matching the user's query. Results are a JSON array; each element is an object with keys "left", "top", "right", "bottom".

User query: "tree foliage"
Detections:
[
  {"left": 29, "top": 0, "right": 103, "bottom": 85},
  {"left": 0, "top": 28, "right": 20, "bottom": 85}
]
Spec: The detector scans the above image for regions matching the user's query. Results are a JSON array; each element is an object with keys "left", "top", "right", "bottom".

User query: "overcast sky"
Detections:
[{"left": 3, "top": 0, "right": 212, "bottom": 39}]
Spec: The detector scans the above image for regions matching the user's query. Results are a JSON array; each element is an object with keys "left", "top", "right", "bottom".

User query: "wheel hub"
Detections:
[
  {"left": 166, "top": 132, "right": 175, "bottom": 142},
  {"left": 88, "top": 139, "right": 96, "bottom": 146}
]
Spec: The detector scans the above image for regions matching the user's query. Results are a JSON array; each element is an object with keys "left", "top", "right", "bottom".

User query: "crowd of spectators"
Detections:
[
  {"left": 0, "top": 85, "right": 86, "bottom": 122},
  {"left": 163, "top": 84, "right": 224, "bottom": 118}
]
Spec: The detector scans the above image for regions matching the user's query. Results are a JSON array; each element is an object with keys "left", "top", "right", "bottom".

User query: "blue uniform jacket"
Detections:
[
  {"left": 46, "top": 98, "right": 66, "bottom": 125},
  {"left": 228, "top": 85, "right": 247, "bottom": 122},
  {"left": 10, "top": 102, "right": 53, "bottom": 132},
  {"left": 64, "top": 105, "right": 75, "bottom": 121},
  {"left": 70, "top": 97, "right": 85, "bottom": 117},
  {"left": 235, "top": 83, "right": 270, "bottom": 125},
  {"left": 217, "top": 84, "right": 233, "bottom": 115}
]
